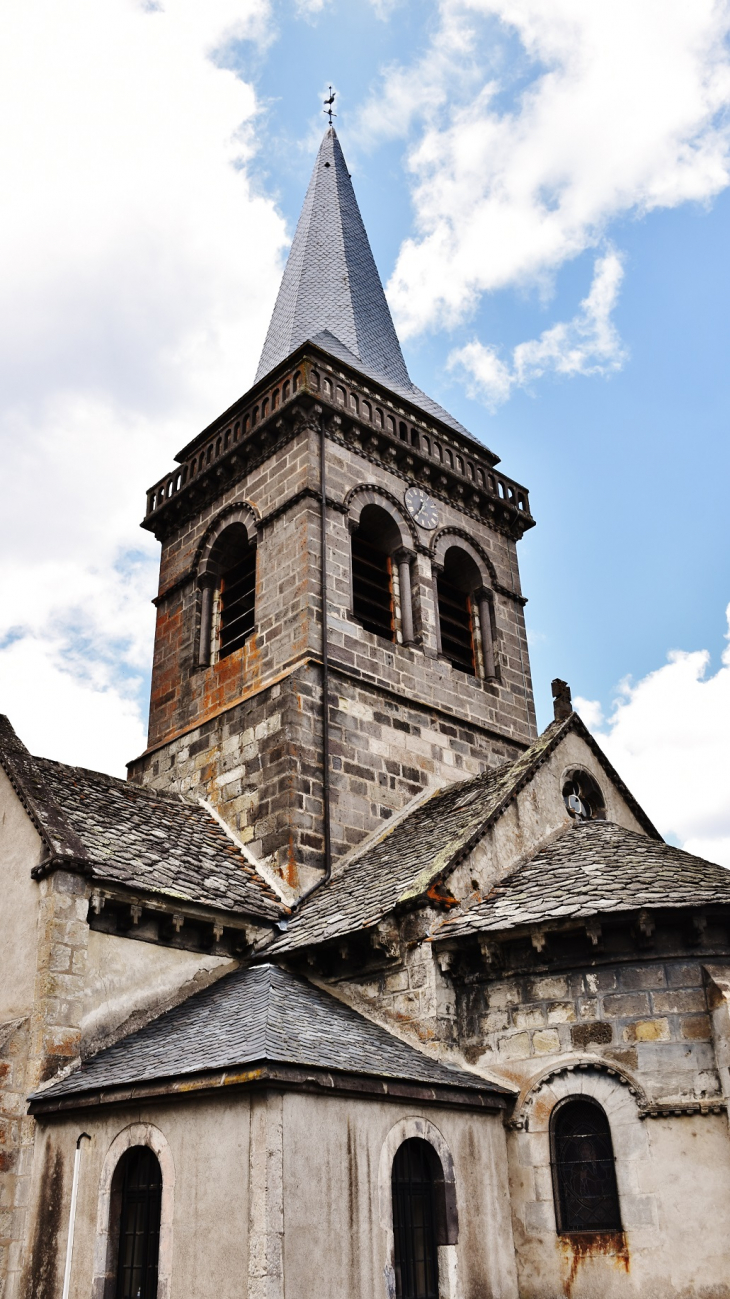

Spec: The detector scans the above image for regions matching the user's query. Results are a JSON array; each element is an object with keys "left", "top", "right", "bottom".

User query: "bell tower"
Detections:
[{"left": 128, "top": 127, "right": 537, "bottom": 896}]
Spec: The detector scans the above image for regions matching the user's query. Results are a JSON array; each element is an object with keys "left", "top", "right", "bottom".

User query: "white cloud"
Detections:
[
  {"left": 0, "top": 0, "right": 287, "bottom": 772},
  {"left": 359, "top": 0, "right": 730, "bottom": 339},
  {"left": 575, "top": 605, "right": 730, "bottom": 867},
  {"left": 449, "top": 248, "right": 626, "bottom": 406}
]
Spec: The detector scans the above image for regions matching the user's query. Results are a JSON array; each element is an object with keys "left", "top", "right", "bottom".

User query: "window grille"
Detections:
[
  {"left": 392, "top": 1139, "right": 440, "bottom": 1299},
  {"left": 219, "top": 544, "right": 256, "bottom": 658},
  {"left": 115, "top": 1147, "right": 162, "bottom": 1299},
  {"left": 352, "top": 532, "right": 394, "bottom": 641},
  {"left": 437, "top": 574, "right": 475, "bottom": 675},
  {"left": 551, "top": 1098, "right": 622, "bottom": 1233}
]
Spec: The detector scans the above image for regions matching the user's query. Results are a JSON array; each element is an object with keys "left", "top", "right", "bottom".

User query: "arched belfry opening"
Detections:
[
  {"left": 436, "top": 545, "right": 496, "bottom": 679},
  {"left": 198, "top": 521, "right": 257, "bottom": 666},
  {"left": 351, "top": 504, "right": 402, "bottom": 641}
]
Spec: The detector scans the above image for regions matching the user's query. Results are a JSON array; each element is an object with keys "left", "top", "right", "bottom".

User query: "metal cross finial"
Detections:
[{"left": 324, "top": 86, "right": 336, "bottom": 126}]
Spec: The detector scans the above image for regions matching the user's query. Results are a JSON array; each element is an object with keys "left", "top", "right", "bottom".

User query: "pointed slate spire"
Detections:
[{"left": 256, "top": 128, "right": 410, "bottom": 390}]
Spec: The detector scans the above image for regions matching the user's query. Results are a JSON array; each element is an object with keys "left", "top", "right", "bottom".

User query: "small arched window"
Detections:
[
  {"left": 392, "top": 1139, "right": 445, "bottom": 1299},
  {"left": 115, "top": 1146, "right": 162, "bottom": 1299},
  {"left": 551, "top": 1098, "right": 621, "bottom": 1234},
  {"left": 351, "top": 504, "right": 399, "bottom": 641}
]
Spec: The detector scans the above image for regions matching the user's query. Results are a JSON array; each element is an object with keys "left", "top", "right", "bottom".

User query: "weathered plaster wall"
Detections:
[
  {"left": 26, "top": 1089, "right": 516, "bottom": 1299},
  {"left": 506, "top": 1068, "right": 730, "bottom": 1299},
  {"left": 281, "top": 1091, "right": 518, "bottom": 1299},
  {"left": 23, "top": 1098, "right": 251, "bottom": 1299},
  {"left": 81, "top": 931, "right": 236, "bottom": 1055},
  {"left": 0, "top": 765, "right": 43, "bottom": 1021}
]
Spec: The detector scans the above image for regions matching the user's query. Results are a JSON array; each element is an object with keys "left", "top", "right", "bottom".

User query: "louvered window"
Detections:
[
  {"left": 392, "top": 1139, "right": 440, "bottom": 1299},
  {"left": 551, "top": 1099, "right": 621, "bottom": 1233},
  {"left": 220, "top": 544, "right": 256, "bottom": 657},
  {"left": 437, "top": 573, "right": 475, "bottom": 675},
  {"left": 352, "top": 532, "right": 394, "bottom": 641},
  {"left": 115, "top": 1147, "right": 162, "bottom": 1299}
]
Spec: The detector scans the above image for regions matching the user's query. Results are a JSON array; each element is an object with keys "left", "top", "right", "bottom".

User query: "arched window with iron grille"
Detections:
[
  {"left": 114, "top": 1146, "right": 162, "bottom": 1299},
  {"left": 551, "top": 1097, "right": 622, "bottom": 1234},
  {"left": 392, "top": 1138, "right": 446, "bottom": 1299}
]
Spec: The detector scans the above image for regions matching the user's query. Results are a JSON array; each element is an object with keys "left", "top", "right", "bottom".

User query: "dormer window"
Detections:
[{"left": 562, "top": 769, "right": 606, "bottom": 821}]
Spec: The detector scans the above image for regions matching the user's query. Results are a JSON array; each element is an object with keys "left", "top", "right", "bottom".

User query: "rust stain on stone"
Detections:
[{"left": 559, "top": 1231, "right": 629, "bottom": 1298}]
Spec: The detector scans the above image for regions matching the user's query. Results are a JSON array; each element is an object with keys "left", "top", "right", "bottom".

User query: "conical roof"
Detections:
[{"left": 256, "top": 128, "right": 410, "bottom": 389}]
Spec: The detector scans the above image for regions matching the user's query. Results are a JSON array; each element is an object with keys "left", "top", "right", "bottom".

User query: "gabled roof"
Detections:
[
  {"left": 433, "top": 820, "right": 730, "bottom": 942},
  {"left": 256, "top": 128, "right": 410, "bottom": 392},
  {"left": 32, "top": 963, "right": 508, "bottom": 1106},
  {"left": 268, "top": 712, "right": 660, "bottom": 956},
  {"left": 0, "top": 716, "right": 284, "bottom": 921}
]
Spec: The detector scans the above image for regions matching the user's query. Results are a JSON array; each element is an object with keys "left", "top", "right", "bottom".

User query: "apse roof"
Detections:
[
  {"left": 433, "top": 820, "right": 730, "bottom": 940},
  {"left": 32, "top": 963, "right": 509, "bottom": 1105}
]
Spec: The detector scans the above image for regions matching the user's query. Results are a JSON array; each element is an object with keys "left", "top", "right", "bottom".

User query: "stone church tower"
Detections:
[{"left": 130, "top": 126, "right": 536, "bottom": 896}]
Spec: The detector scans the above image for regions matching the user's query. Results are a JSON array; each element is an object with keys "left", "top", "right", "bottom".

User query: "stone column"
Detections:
[
  {"left": 477, "top": 588, "right": 496, "bottom": 679},
  {"left": 197, "top": 577, "right": 215, "bottom": 668},
  {"left": 247, "top": 1090, "right": 284, "bottom": 1299},
  {"left": 431, "top": 562, "right": 444, "bottom": 656},
  {"left": 395, "top": 550, "right": 415, "bottom": 646}
]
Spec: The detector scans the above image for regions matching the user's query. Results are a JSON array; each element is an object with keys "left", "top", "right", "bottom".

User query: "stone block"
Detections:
[
  {"left": 513, "top": 1007, "right": 545, "bottom": 1030},
  {"left": 532, "top": 1029, "right": 560, "bottom": 1055},
  {"left": 652, "top": 989, "right": 706, "bottom": 1015},
  {"left": 529, "top": 976, "right": 568, "bottom": 1001},
  {"left": 498, "top": 1031, "right": 530, "bottom": 1059},
  {"left": 623, "top": 1018, "right": 670, "bottom": 1043},
  {"left": 603, "top": 992, "right": 650, "bottom": 1018}
]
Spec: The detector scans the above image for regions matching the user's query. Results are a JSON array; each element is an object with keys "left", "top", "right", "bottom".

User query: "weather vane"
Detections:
[{"left": 324, "top": 86, "right": 336, "bottom": 126}]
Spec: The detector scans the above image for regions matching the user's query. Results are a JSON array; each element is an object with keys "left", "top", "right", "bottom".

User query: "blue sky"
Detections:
[{"left": 0, "top": 0, "right": 729, "bottom": 862}]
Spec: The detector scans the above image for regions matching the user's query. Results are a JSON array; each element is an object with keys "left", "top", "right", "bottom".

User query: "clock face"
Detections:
[{"left": 404, "top": 485, "right": 439, "bottom": 530}]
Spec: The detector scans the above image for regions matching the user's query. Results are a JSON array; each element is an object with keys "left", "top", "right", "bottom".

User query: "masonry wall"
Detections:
[{"left": 132, "top": 415, "right": 536, "bottom": 890}]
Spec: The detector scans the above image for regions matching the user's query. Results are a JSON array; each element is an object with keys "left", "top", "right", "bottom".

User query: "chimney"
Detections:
[{"left": 551, "top": 679, "right": 572, "bottom": 722}]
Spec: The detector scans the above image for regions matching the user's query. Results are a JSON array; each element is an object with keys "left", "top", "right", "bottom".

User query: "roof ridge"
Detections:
[{"left": 0, "top": 716, "right": 88, "bottom": 865}]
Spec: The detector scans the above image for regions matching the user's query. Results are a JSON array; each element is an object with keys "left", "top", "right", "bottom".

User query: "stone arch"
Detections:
[
  {"left": 344, "top": 484, "right": 417, "bottom": 552},
  {"left": 430, "top": 527, "right": 497, "bottom": 586},
  {"left": 92, "top": 1122, "right": 175, "bottom": 1299},
  {"left": 508, "top": 1060, "right": 651, "bottom": 1242},
  {"left": 196, "top": 502, "right": 260, "bottom": 580},
  {"left": 378, "top": 1116, "right": 459, "bottom": 1299},
  {"left": 511, "top": 1056, "right": 649, "bottom": 1131}
]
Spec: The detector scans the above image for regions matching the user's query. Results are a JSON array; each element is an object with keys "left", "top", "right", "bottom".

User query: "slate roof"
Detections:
[
  {"left": 0, "top": 716, "right": 283, "bottom": 920},
  {"left": 257, "top": 129, "right": 410, "bottom": 392},
  {"left": 33, "top": 964, "right": 507, "bottom": 1103},
  {"left": 255, "top": 129, "right": 482, "bottom": 447},
  {"left": 33, "top": 758, "right": 284, "bottom": 919},
  {"left": 268, "top": 713, "right": 660, "bottom": 955},
  {"left": 434, "top": 820, "right": 730, "bottom": 942}
]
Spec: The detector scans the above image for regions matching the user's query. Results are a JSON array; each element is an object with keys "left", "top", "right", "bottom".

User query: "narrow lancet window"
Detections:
[
  {"left": 115, "top": 1146, "right": 162, "bottom": 1299},
  {"left": 436, "top": 546, "right": 496, "bottom": 679},
  {"left": 392, "top": 1139, "right": 442, "bottom": 1299},
  {"left": 219, "top": 541, "right": 256, "bottom": 658}
]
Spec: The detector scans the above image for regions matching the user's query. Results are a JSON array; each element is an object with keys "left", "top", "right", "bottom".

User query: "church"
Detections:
[{"left": 2, "top": 126, "right": 730, "bottom": 1299}]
